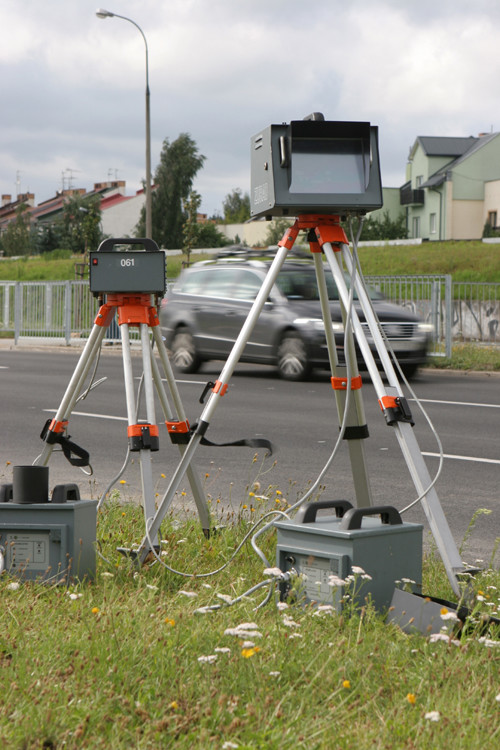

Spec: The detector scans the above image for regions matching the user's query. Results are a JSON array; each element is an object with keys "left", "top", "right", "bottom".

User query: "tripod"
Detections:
[
  {"left": 35, "top": 292, "right": 210, "bottom": 538},
  {"left": 137, "top": 215, "right": 467, "bottom": 597}
]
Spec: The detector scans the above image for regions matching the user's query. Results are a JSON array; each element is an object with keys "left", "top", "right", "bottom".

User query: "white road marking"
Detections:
[{"left": 422, "top": 451, "right": 500, "bottom": 465}]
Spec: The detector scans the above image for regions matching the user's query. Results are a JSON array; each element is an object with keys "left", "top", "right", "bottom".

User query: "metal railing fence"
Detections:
[{"left": 1, "top": 277, "right": 499, "bottom": 353}]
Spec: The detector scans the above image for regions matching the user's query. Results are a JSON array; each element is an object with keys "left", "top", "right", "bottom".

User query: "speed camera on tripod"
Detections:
[
  {"left": 89, "top": 238, "right": 166, "bottom": 297},
  {"left": 250, "top": 114, "right": 383, "bottom": 219}
]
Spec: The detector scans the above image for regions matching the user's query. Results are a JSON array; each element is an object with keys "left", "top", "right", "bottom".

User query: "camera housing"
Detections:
[
  {"left": 89, "top": 238, "right": 166, "bottom": 297},
  {"left": 250, "top": 115, "right": 383, "bottom": 219}
]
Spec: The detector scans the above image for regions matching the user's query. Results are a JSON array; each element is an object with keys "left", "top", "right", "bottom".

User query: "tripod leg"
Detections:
[
  {"left": 322, "top": 241, "right": 464, "bottom": 596},
  {"left": 136, "top": 240, "right": 292, "bottom": 562},
  {"left": 121, "top": 323, "right": 158, "bottom": 539},
  {"left": 35, "top": 321, "right": 108, "bottom": 466},
  {"left": 149, "top": 326, "right": 210, "bottom": 533},
  {"left": 312, "top": 252, "right": 373, "bottom": 507}
]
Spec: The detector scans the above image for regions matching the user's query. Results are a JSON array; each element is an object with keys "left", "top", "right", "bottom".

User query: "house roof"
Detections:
[{"left": 415, "top": 135, "right": 478, "bottom": 158}]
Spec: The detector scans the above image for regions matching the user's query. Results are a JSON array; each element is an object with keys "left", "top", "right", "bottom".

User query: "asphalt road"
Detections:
[{"left": 1, "top": 344, "right": 499, "bottom": 567}]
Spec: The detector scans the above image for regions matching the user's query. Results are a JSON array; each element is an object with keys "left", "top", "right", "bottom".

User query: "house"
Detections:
[{"left": 401, "top": 133, "right": 500, "bottom": 241}]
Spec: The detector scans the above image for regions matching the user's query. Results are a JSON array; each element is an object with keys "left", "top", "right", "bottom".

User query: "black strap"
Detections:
[
  {"left": 200, "top": 435, "right": 274, "bottom": 456},
  {"left": 40, "top": 419, "right": 90, "bottom": 468}
]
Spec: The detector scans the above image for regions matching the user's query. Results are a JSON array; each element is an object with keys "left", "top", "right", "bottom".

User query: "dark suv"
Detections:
[{"left": 160, "top": 252, "right": 432, "bottom": 380}]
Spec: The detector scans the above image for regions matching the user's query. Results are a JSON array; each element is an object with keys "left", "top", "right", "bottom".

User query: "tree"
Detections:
[
  {"left": 0, "top": 204, "right": 32, "bottom": 256},
  {"left": 59, "top": 194, "right": 103, "bottom": 254},
  {"left": 137, "top": 133, "right": 206, "bottom": 248},
  {"left": 182, "top": 190, "right": 202, "bottom": 266},
  {"left": 349, "top": 211, "right": 407, "bottom": 242},
  {"left": 222, "top": 188, "right": 250, "bottom": 223}
]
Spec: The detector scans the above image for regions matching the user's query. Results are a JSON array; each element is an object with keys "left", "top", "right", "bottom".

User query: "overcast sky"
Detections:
[{"left": 1, "top": 0, "right": 499, "bottom": 217}]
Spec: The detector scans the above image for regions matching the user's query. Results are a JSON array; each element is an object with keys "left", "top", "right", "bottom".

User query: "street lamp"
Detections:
[{"left": 96, "top": 8, "right": 152, "bottom": 239}]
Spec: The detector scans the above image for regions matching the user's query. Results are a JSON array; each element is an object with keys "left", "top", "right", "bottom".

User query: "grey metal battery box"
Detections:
[
  {"left": 0, "top": 499, "right": 97, "bottom": 582},
  {"left": 275, "top": 500, "right": 423, "bottom": 613}
]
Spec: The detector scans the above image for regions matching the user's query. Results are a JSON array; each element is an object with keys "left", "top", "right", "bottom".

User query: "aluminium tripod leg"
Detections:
[
  {"left": 149, "top": 325, "right": 210, "bottom": 534},
  {"left": 322, "top": 241, "right": 464, "bottom": 597},
  {"left": 121, "top": 322, "right": 158, "bottom": 540},
  {"left": 34, "top": 320, "right": 109, "bottom": 467},
  {"left": 312, "top": 251, "right": 373, "bottom": 507},
  {"left": 136, "top": 240, "right": 293, "bottom": 562}
]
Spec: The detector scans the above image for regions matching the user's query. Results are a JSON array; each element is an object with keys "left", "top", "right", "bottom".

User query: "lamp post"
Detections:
[{"left": 96, "top": 9, "right": 152, "bottom": 239}]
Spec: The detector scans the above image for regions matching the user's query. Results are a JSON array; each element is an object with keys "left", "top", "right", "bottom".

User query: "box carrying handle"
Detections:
[
  {"left": 295, "top": 499, "right": 354, "bottom": 524},
  {"left": 339, "top": 505, "right": 403, "bottom": 530},
  {"left": 96, "top": 238, "right": 160, "bottom": 253}
]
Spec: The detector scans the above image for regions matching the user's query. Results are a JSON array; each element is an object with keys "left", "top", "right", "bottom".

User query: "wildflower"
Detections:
[
  {"left": 164, "top": 617, "right": 175, "bottom": 627},
  {"left": 241, "top": 646, "right": 261, "bottom": 658},
  {"left": 248, "top": 491, "right": 255, "bottom": 497},
  {"left": 282, "top": 616, "right": 300, "bottom": 628},
  {"left": 476, "top": 594, "right": 485, "bottom": 602},
  {"left": 146, "top": 584, "right": 158, "bottom": 591},
  {"left": 181, "top": 490, "right": 187, "bottom": 497},
  {"left": 119, "top": 479, "right": 126, "bottom": 485},
  {"left": 288, "top": 633, "right": 303, "bottom": 639},
  {"left": 214, "top": 647, "right": 231, "bottom": 653},
  {"left": 91, "top": 607, "right": 100, "bottom": 614},
  {"left": 496, "top": 694, "right": 500, "bottom": 703},
  {"left": 276, "top": 601, "right": 289, "bottom": 611},
  {"left": 217, "top": 594, "right": 233, "bottom": 603},
  {"left": 241, "top": 640, "right": 255, "bottom": 648},
  {"left": 101, "top": 571, "right": 114, "bottom": 578},
  {"left": 205, "top": 473, "right": 210, "bottom": 478},
  {"left": 342, "top": 679, "right": 351, "bottom": 689},
  {"left": 328, "top": 575, "right": 346, "bottom": 587},
  {"left": 242, "top": 504, "right": 248, "bottom": 510},
  {"left": 263, "top": 567, "right": 283, "bottom": 578},
  {"left": 478, "top": 637, "right": 500, "bottom": 648},
  {"left": 351, "top": 566, "right": 365, "bottom": 575},
  {"left": 440, "top": 609, "right": 459, "bottom": 621},
  {"left": 179, "top": 590, "right": 197, "bottom": 598},
  {"left": 222, "top": 742, "right": 239, "bottom": 749},
  {"left": 170, "top": 701, "right": 178, "bottom": 710},
  {"left": 276, "top": 490, "right": 282, "bottom": 496},
  {"left": 406, "top": 693, "right": 417, "bottom": 705},
  {"left": 6, "top": 582, "right": 20, "bottom": 591},
  {"left": 161, "top": 473, "right": 166, "bottom": 479},
  {"left": 6, "top": 461, "right": 11, "bottom": 466},
  {"left": 67, "top": 593, "right": 82, "bottom": 600},
  {"left": 269, "top": 671, "right": 281, "bottom": 677},
  {"left": 201, "top": 583, "right": 212, "bottom": 589},
  {"left": 197, "top": 654, "right": 217, "bottom": 663},
  {"left": 425, "top": 711, "right": 440, "bottom": 722},
  {"left": 224, "top": 627, "right": 262, "bottom": 639}
]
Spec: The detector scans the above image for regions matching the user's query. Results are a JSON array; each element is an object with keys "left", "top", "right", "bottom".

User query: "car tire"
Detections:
[
  {"left": 400, "top": 363, "right": 419, "bottom": 380},
  {"left": 277, "top": 333, "right": 311, "bottom": 381},
  {"left": 170, "top": 327, "right": 201, "bottom": 373}
]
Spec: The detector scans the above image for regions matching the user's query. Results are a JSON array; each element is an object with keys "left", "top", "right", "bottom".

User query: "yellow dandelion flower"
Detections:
[
  {"left": 91, "top": 607, "right": 100, "bottom": 615},
  {"left": 122, "top": 512, "right": 126, "bottom": 517},
  {"left": 6, "top": 461, "right": 11, "bottom": 466},
  {"left": 181, "top": 491, "right": 187, "bottom": 497},
  {"left": 242, "top": 504, "right": 248, "bottom": 510},
  {"left": 164, "top": 617, "right": 176, "bottom": 627},
  {"left": 241, "top": 646, "right": 261, "bottom": 659},
  {"left": 170, "top": 701, "right": 178, "bottom": 710},
  {"left": 205, "top": 473, "right": 210, "bottom": 478},
  {"left": 406, "top": 693, "right": 417, "bottom": 705},
  {"left": 275, "top": 498, "right": 281, "bottom": 504},
  {"left": 119, "top": 480, "right": 126, "bottom": 485},
  {"left": 248, "top": 491, "right": 255, "bottom": 497},
  {"left": 161, "top": 473, "right": 166, "bottom": 479},
  {"left": 342, "top": 680, "right": 351, "bottom": 689},
  {"left": 276, "top": 490, "right": 282, "bottom": 496}
]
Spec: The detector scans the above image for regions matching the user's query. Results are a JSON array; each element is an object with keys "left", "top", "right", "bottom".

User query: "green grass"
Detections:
[
  {"left": 1, "top": 240, "right": 500, "bottom": 282},
  {"left": 428, "top": 344, "right": 500, "bottom": 372},
  {"left": 1, "top": 500, "right": 499, "bottom": 749}
]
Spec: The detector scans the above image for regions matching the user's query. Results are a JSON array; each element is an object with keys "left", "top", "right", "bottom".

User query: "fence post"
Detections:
[
  {"left": 14, "top": 282, "right": 22, "bottom": 344},
  {"left": 65, "top": 281, "right": 72, "bottom": 345},
  {"left": 445, "top": 274, "right": 452, "bottom": 358}
]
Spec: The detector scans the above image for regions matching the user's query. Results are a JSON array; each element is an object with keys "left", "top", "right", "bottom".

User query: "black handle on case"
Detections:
[
  {"left": 96, "top": 238, "right": 160, "bottom": 253},
  {"left": 297, "top": 499, "right": 354, "bottom": 524},
  {"left": 339, "top": 505, "right": 403, "bottom": 530}
]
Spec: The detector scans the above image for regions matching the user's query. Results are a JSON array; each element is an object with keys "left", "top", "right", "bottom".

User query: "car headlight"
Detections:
[
  {"left": 293, "top": 318, "right": 344, "bottom": 333},
  {"left": 417, "top": 323, "right": 434, "bottom": 334}
]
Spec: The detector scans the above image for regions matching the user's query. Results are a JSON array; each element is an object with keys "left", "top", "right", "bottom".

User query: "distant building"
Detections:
[{"left": 400, "top": 133, "right": 500, "bottom": 240}]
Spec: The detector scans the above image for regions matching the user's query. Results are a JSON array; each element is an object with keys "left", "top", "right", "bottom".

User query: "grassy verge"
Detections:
[
  {"left": 1, "top": 501, "right": 499, "bottom": 749},
  {"left": 428, "top": 344, "right": 500, "bottom": 372}
]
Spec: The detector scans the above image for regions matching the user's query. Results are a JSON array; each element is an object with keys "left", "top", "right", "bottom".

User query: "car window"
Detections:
[
  {"left": 177, "top": 268, "right": 239, "bottom": 298},
  {"left": 233, "top": 270, "right": 263, "bottom": 301},
  {"left": 276, "top": 268, "right": 384, "bottom": 301}
]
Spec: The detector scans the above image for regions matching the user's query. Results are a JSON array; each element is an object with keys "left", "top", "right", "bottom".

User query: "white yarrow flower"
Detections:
[
  {"left": 425, "top": 711, "right": 440, "bottom": 722},
  {"left": 197, "top": 654, "right": 218, "bottom": 663},
  {"left": 179, "top": 590, "right": 198, "bottom": 598},
  {"left": 6, "top": 582, "right": 20, "bottom": 591},
  {"left": 263, "top": 567, "right": 283, "bottom": 578}
]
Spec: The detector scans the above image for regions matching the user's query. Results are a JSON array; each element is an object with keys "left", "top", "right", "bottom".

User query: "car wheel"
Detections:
[
  {"left": 400, "top": 363, "right": 419, "bottom": 380},
  {"left": 170, "top": 327, "right": 201, "bottom": 373},
  {"left": 277, "top": 333, "right": 311, "bottom": 381}
]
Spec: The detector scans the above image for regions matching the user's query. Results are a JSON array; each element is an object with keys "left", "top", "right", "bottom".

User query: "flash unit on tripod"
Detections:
[{"left": 250, "top": 113, "right": 383, "bottom": 219}]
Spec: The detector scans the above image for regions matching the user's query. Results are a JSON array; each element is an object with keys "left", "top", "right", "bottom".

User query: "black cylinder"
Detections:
[{"left": 12, "top": 465, "right": 49, "bottom": 504}]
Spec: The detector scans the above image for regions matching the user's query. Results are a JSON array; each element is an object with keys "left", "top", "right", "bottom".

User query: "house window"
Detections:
[
  {"left": 488, "top": 211, "right": 497, "bottom": 228},
  {"left": 430, "top": 213, "right": 437, "bottom": 234},
  {"left": 412, "top": 216, "right": 421, "bottom": 238},
  {"left": 415, "top": 175, "right": 423, "bottom": 188}
]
